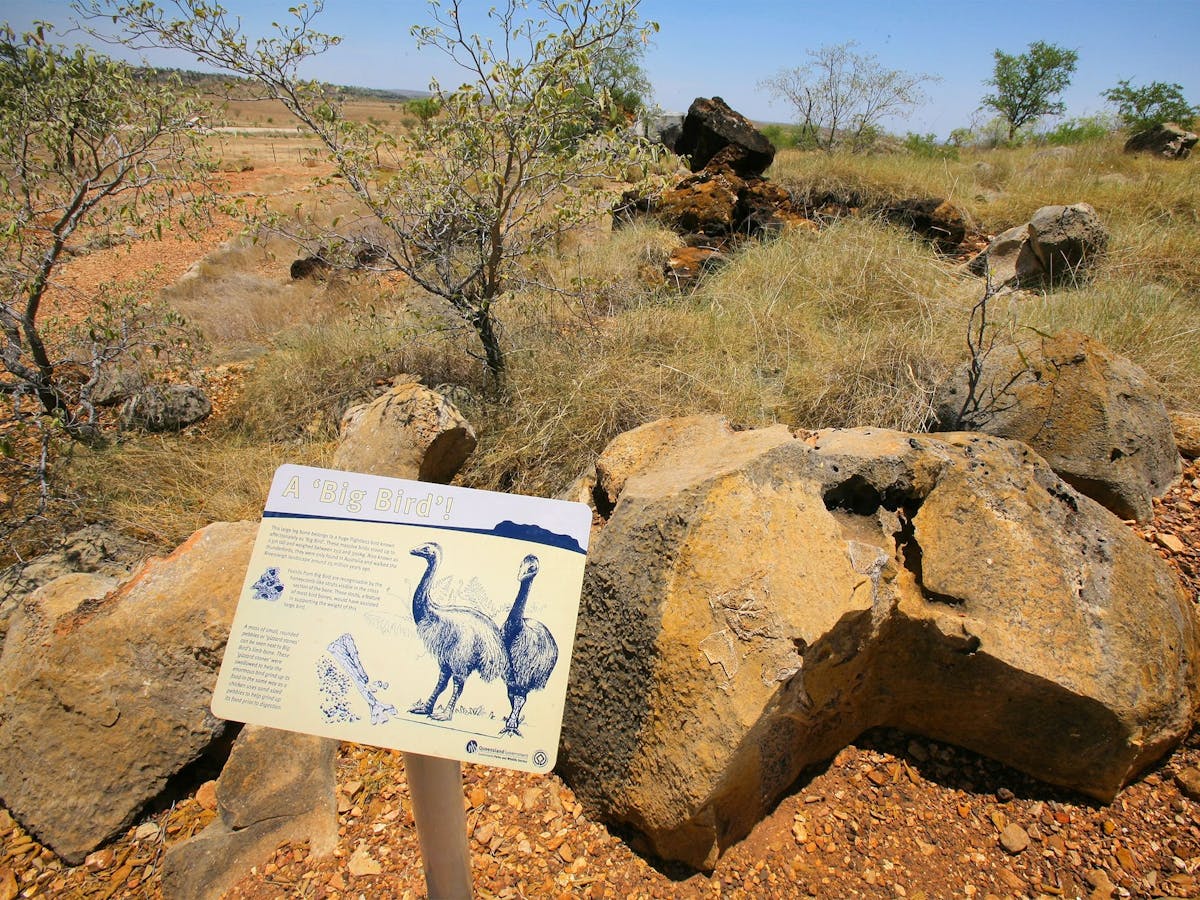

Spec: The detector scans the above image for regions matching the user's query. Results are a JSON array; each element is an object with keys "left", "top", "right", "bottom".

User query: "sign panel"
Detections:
[{"left": 212, "top": 464, "right": 592, "bottom": 773}]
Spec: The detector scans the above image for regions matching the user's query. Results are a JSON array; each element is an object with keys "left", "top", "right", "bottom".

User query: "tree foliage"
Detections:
[
  {"left": 0, "top": 23, "right": 207, "bottom": 554},
  {"left": 1102, "top": 79, "right": 1197, "bottom": 133},
  {"left": 981, "top": 40, "right": 1078, "bottom": 141},
  {"left": 93, "top": 0, "right": 658, "bottom": 387},
  {"left": 761, "top": 42, "right": 936, "bottom": 152}
]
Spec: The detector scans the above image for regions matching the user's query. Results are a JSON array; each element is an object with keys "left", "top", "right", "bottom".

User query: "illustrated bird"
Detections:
[
  {"left": 408, "top": 542, "right": 505, "bottom": 722},
  {"left": 500, "top": 553, "right": 558, "bottom": 737}
]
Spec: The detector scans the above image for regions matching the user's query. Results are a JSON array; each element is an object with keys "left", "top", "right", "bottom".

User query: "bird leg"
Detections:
[
  {"left": 431, "top": 675, "right": 465, "bottom": 721},
  {"left": 411, "top": 666, "right": 450, "bottom": 716},
  {"left": 500, "top": 692, "right": 526, "bottom": 736}
]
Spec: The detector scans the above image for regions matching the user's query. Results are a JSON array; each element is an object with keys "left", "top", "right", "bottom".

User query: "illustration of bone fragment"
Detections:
[{"left": 326, "top": 632, "right": 397, "bottom": 725}]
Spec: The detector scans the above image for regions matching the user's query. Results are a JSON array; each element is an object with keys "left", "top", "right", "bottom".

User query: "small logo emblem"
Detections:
[
  {"left": 466, "top": 740, "right": 479, "bottom": 754},
  {"left": 532, "top": 750, "right": 548, "bottom": 767}
]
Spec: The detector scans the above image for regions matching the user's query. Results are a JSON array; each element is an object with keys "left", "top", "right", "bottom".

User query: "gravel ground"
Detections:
[{"left": 1, "top": 459, "right": 1197, "bottom": 900}]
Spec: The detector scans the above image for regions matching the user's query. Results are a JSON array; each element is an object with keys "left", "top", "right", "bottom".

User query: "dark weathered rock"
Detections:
[
  {"left": 1027, "top": 203, "right": 1109, "bottom": 283},
  {"left": 560, "top": 417, "right": 1196, "bottom": 871},
  {"left": 1124, "top": 122, "right": 1198, "bottom": 159},
  {"left": 119, "top": 383, "right": 211, "bottom": 432},
  {"left": 289, "top": 254, "right": 331, "bottom": 280},
  {"left": 968, "top": 204, "right": 1108, "bottom": 289},
  {"left": 0, "top": 521, "right": 258, "bottom": 863},
  {"left": 161, "top": 726, "right": 338, "bottom": 900},
  {"left": 884, "top": 198, "right": 969, "bottom": 252},
  {"left": 675, "top": 97, "right": 775, "bottom": 178},
  {"left": 935, "top": 330, "right": 1181, "bottom": 521}
]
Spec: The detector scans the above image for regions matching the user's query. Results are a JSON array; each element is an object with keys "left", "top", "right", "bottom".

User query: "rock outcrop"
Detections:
[
  {"left": 934, "top": 330, "right": 1181, "bottom": 521},
  {"left": 332, "top": 376, "right": 477, "bottom": 482},
  {"left": 161, "top": 726, "right": 338, "bottom": 900},
  {"left": 560, "top": 417, "right": 1196, "bottom": 871},
  {"left": 969, "top": 203, "right": 1108, "bottom": 289},
  {"left": 119, "top": 383, "right": 212, "bottom": 432},
  {"left": 1124, "top": 122, "right": 1198, "bottom": 159},
  {"left": 0, "top": 521, "right": 257, "bottom": 863},
  {"left": 1172, "top": 411, "right": 1200, "bottom": 459},
  {"left": 675, "top": 97, "right": 776, "bottom": 178}
]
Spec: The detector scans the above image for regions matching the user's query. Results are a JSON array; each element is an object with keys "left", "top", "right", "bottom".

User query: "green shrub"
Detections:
[{"left": 903, "top": 132, "right": 958, "bottom": 159}]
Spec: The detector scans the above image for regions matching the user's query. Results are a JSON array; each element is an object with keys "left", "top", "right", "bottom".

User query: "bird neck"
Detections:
[
  {"left": 414, "top": 557, "right": 438, "bottom": 623},
  {"left": 504, "top": 577, "right": 534, "bottom": 637}
]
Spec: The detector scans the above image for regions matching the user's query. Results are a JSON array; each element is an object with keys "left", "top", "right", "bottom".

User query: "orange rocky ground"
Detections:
[{"left": 0, "top": 458, "right": 1195, "bottom": 900}]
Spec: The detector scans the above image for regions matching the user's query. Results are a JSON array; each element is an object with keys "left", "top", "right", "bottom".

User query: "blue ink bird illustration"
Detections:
[
  {"left": 500, "top": 554, "right": 558, "bottom": 737},
  {"left": 407, "top": 542, "right": 505, "bottom": 722}
]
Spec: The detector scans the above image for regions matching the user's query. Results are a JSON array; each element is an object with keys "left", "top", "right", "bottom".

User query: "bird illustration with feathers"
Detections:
[
  {"left": 499, "top": 553, "right": 558, "bottom": 737},
  {"left": 407, "top": 542, "right": 505, "bottom": 722}
]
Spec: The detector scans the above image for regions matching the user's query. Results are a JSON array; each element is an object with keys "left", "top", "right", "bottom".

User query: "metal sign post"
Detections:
[{"left": 211, "top": 464, "right": 591, "bottom": 900}]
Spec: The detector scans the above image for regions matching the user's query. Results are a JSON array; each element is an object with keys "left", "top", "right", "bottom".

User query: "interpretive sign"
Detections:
[{"left": 212, "top": 463, "right": 591, "bottom": 773}]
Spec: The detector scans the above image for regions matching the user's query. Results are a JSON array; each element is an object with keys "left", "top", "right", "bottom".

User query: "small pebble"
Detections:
[{"left": 999, "top": 823, "right": 1029, "bottom": 855}]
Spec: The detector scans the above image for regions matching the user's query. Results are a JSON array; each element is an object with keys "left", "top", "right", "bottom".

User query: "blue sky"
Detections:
[{"left": 2, "top": 1, "right": 1198, "bottom": 138}]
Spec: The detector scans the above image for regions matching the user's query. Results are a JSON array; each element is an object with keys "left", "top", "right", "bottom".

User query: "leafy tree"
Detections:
[
  {"left": 93, "top": 0, "right": 658, "bottom": 387},
  {"left": 761, "top": 42, "right": 936, "bottom": 152},
  {"left": 982, "top": 40, "right": 1078, "bottom": 142},
  {"left": 1102, "top": 79, "right": 1197, "bottom": 133},
  {"left": 0, "top": 23, "right": 207, "bottom": 549}
]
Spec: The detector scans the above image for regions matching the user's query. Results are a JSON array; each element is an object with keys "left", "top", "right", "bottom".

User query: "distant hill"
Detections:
[{"left": 144, "top": 66, "right": 432, "bottom": 104}]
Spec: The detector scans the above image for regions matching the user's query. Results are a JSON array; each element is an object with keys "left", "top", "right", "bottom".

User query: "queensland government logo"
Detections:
[{"left": 465, "top": 740, "right": 479, "bottom": 754}]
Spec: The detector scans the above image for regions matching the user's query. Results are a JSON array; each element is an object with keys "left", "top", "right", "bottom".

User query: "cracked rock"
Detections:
[{"left": 559, "top": 417, "right": 1197, "bottom": 870}]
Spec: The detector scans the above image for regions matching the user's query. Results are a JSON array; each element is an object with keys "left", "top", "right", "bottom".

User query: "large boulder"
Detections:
[
  {"left": 559, "top": 417, "right": 1197, "bottom": 871},
  {"left": 162, "top": 725, "right": 338, "bottom": 900},
  {"left": 1172, "top": 411, "right": 1200, "bottom": 459},
  {"left": 1124, "top": 122, "right": 1198, "bottom": 159},
  {"left": 934, "top": 330, "right": 1181, "bottom": 521},
  {"left": 675, "top": 97, "right": 776, "bottom": 178},
  {"left": 0, "top": 521, "right": 258, "bottom": 863},
  {"left": 968, "top": 203, "right": 1108, "bottom": 289},
  {"left": 333, "top": 376, "right": 476, "bottom": 482}
]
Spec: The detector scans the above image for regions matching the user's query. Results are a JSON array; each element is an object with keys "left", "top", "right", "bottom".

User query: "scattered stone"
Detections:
[
  {"left": 333, "top": 376, "right": 476, "bottom": 482},
  {"left": 1175, "top": 767, "right": 1200, "bottom": 801},
  {"left": 674, "top": 97, "right": 775, "bottom": 178},
  {"left": 195, "top": 780, "right": 218, "bottom": 812},
  {"left": 119, "top": 382, "right": 212, "bottom": 432},
  {"left": 1156, "top": 532, "right": 1186, "bottom": 553},
  {"left": 995, "top": 788, "right": 1014, "bottom": 803},
  {"left": 934, "top": 330, "right": 1181, "bottom": 521},
  {"left": 0, "top": 521, "right": 258, "bottom": 863},
  {"left": 1124, "top": 122, "right": 1198, "bottom": 160},
  {"left": 999, "top": 824, "right": 1030, "bottom": 854},
  {"left": 134, "top": 822, "right": 161, "bottom": 841},
  {"left": 561, "top": 417, "right": 1196, "bottom": 870},
  {"left": 656, "top": 172, "right": 742, "bottom": 236},
  {"left": 347, "top": 845, "right": 383, "bottom": 877}
]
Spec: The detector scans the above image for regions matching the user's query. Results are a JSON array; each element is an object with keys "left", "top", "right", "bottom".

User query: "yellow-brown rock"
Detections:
[
  {"left": 560, "top": 419, "right": 1197, "bottom": 871},
  {"left": 333, "top": 377, "right": 476, "bottom": 483}
]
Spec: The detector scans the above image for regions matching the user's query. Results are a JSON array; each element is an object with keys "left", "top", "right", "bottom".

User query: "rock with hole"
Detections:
[{"left": 559, "top": 417, "right": 1197, "bottom": 870}]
